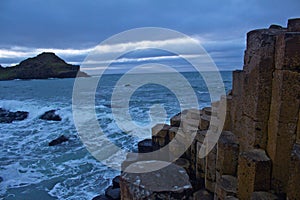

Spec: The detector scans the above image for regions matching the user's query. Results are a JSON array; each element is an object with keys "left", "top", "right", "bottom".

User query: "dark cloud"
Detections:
[{"left": 0, "top": 0, "right": 299, "bottom": 70}]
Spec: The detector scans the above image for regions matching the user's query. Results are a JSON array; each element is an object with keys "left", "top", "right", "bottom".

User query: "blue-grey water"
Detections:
[{"left": 0, "top": 71, "right": 232, "bottom": 200}]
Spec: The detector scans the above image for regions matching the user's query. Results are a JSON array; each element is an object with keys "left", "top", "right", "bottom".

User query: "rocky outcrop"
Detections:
[
  {"left": 0, "top": 108, "right": 28, "bottom": 123},
  {"left": 112, "top": 176, "right": 121, "bottom": 189},
  {"left": 40, "top": 110, "right": 62, "bottom": 121},
  {"left": 137, "top": 139, "right": 154, "bottom": 153},
  {"left": 118, "top": 18, "right": 300, "bottom": 200},
  {"left": 48, "top": 135, "right": 69, "bottom": 146},
  {"left": 0, "top": 52, "right": 89, "bottom": 81},
  {"left": 120, "top": 161, "right": 192, "bottom": 200},
  {"left": 105, "top": 186, "right": 121, "bottom": 200}
]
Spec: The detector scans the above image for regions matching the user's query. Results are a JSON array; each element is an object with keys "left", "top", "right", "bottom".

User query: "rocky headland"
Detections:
[
  {"left": 0, "top": 52, "right": 89, "bottom": 80},
  {"left": 113, "top": 18, "right": 300, "bottom": 200}
]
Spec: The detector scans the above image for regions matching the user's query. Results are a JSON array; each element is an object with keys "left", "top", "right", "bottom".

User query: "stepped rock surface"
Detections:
[{"left": 118, "top": 18, "right": 300, "bottom": 200}]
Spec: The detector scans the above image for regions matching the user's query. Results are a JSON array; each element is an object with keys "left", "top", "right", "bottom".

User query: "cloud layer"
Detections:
[
  {"left": 0, "top": 36, "right": 245, "bottom": 73},
  {"left": 0, "top": 0, "right": 299, "bottom": 72}
]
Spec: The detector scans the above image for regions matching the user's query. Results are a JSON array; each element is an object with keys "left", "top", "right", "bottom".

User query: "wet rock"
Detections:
[
  {"left": 40, "top": 110, "right": 62, "bottom": 121},
  {"left": 138, "top": 139, "right": 154, "bottom": 153},
  {"left": 92, "top": 195, "right": 110, "bottom": 200},
  {"left": 48, "top": 135, "right": 69, "bottom": 146},
  {"left": 105, "top": 186, "right": 120, "bottom": 200},
  {"left": 120, "top": 160, "right": 192, "bottom": 200},
  {"left": 0, "top": 108, "right": 28, "bottom": 123},
  {"left": 112, "top": 176, "right": 120, "bottom": 188}
]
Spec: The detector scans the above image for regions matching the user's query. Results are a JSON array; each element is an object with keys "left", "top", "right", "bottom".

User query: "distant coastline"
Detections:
[{"left": 0, "top": 52, "right": 89, "bottom": 81}]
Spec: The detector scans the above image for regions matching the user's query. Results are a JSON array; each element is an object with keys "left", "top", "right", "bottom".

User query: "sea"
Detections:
[{"left": 0, "top": 71, "right": 232, "bottom": 200}]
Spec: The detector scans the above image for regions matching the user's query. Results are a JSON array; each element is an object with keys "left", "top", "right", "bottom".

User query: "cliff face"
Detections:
[
  {"left": 119, "top": 18, "right": 300, "bottom": 200},
  {"left": 0, "top": 52, "right": 89, "bottom": 80}
]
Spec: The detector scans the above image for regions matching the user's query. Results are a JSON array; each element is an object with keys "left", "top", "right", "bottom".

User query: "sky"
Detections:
[{"left": 0, "top": 0, "right": 299, "bottom": 73}]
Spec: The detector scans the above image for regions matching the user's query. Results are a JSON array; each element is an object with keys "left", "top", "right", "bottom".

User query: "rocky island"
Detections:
[
  {"left": 0, "top": 52, "right": 89, "bottom": 80},
  {"left": 108, "top": 18, "right": 300, "bottom": 200}
]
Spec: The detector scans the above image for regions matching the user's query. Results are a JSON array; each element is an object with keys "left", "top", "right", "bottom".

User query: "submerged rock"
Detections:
[
  {"left": 0, "top": 108, "right": 28, "bottom": 123},
  {"left": 40, "top": 110, "right": 62, "bottom": 121},
  {"left": 48, "top": 135, "right": 69, "bottom": 146}
]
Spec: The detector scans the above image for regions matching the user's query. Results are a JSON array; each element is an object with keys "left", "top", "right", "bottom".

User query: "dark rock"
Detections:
[
  {"left": 251, "top": 191, "right": 279, "bottom": 200},
  {"left": 13, "top": 111, "right": 29, "bottom": 120},
  {"left": 0, "top": 108, "right": 28, "bottom": 123},
  {"left": 193, "top": 189, "right": 213, "bottom": 200},
  {"left": 138, "top": 139, "right": 154, "bottom": 153},
  {"left": 120, "top": 161, "right": 192, "bottom": 199},
  {"left": 48, "top": 135, "right": 69, "bottom": 146},
  {"left": 288, "top": 18, "right": 300, "bottom": 32},
  {"left": 170, "top": 112, "right": 181, "bottom": 127},
  {"left": 152, "top": 124, "right": 172, "bottom": 148},
  {"left": 174, "top": 158, "right": 190, "bottom": 173},
  {"left": 203, "top": 107, "right": 212, "bottom": 116},
  {"left": 269, "top": 24, "right": 283, "bottom": 29},
  {"left": 105, "top": 186, "right": 120, "bottom": 200},
  {"left": 121, "top": 153, "right": 139, "bottom": 172},
  {"left": 112, "top": 176, "right": 120, "bottom": 188},
  {"left": 0, "top": 177, "right": 3, "bottom": 182},
  {"left": 0, "top": 52, "right": 89, "bottom": 81},
  {"left": 92, "top": 195, "right": 110, "bottom": 200},
  {"left": 40, "top": 110, "right": 62, "bottom": 121}
]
